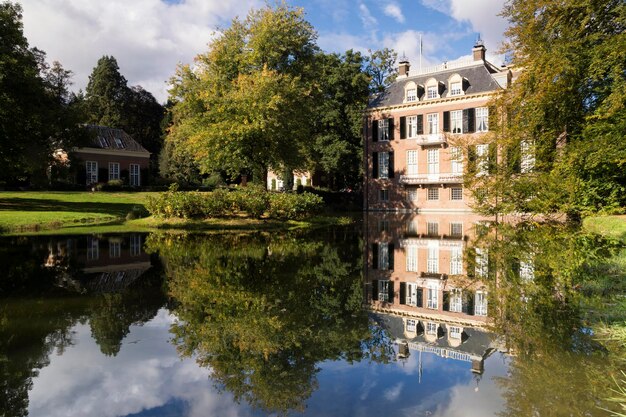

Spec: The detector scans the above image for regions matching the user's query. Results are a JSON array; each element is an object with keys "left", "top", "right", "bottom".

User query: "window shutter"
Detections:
[
  {"left": 466, "top": 292, "right": 475, "bottom": 315},
  {"left": 512, "top": 259, "right": 521, "bottom": 280},
  {"left": 372, "top": 120, "right": 378, "bottom": 142},
  {"left": 372, "top": 280, "right": 379, "bottom": 301},
  {"left": 388, "top": 281, "right": 395, "bottom": 303},
  {"left": 437, "top": 326, "right": 445, "bottom": 339},
  {"left": 488, "top": 143, "right": 497, "bottom": 174},
  {"left": 372, "top": 243, "right": 379, "bottom": 269},
  {"left": 417, "top": 115, "right": 424, "bottom": 135},
  {"left": 400, "top": 117, "right": 406, "bottom": 139},
  {"left": 388, "top": 152, "right": 394, "bottom": 178},
  {"left": 416, "top": 288, "right": 423, "bottom": 307},
  {"left": 388, "top": 118, "right": 394, "bottom": 140},
  {"left": 388, "top": 243, "right": 395, "bottom": 270},
  {"left": 372, "top": 152, "right": 379, "bottom": 179},
  {"left": 443, "top": 291, "right": 450, "bottom": 311},
  {"left": 443, "top": 111, "right": 450, "bottom": 132},
  {"left": 399, "top": 283, "right": 406, "bottom": 305},
  {"left": 488, "top": 105, "right": 497, "bottom": 131},
  {"left": 467, "top": 146, "right": 477, "bottom": 174},
  {"left": 463, "top": 108, "right": 475, "bottom": 133}
]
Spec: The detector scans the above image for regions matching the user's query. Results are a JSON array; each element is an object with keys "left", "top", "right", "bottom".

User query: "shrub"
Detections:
[
  {"left": 268, "top": 191, "right": 324, "bottom": 219},
  {"left": 230, "top": 185, "right": 269, "bottom": 218}
]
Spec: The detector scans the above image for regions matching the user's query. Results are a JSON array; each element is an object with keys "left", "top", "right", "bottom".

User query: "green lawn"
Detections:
[
  {"left": 583, "top": 215, "right": 626, "bottom": 243},
  {"left": 0, "top": 191, "right": 151, "bottom": 232}
]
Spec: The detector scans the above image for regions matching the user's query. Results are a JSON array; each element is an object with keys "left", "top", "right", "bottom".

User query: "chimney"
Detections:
[
  {"left": 472, "top": 38, "right": 486, "bottom": 61},
  {"left": 398, "top": 56, "right": 410, "bottom": 77}
]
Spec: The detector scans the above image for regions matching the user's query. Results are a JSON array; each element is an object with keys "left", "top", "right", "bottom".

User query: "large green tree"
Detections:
[
  {"left": 0, "top": 2, "right": 81, "bottom": 184},
  {"left": 308, "top": 51, "right": 370, "bottom": 190},
  {"left": 84, "top": 56, "right": 164, "bottom": 156},
  {"left": 165, "top": 5, "right": 318, "bottom": 183},
  {"left": 474, "top": 0, "right": 626, "bottom": 216}
]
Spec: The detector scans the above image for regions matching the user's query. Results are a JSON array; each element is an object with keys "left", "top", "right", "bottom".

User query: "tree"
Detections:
[
  {"left": 0, "top": 2, "right": 74, "bottom": 184},
  {"left": 165, "top": 4, "right": 318, "bottom": 183},
  {"left": 475, "top": 0, "right": 626, "bottom": 216},
  {"left": 308, "top": 50, "right": 370, "bottom": 190},
  {"left": 366, "top": 48, "right": 398, "bottom": 93}
]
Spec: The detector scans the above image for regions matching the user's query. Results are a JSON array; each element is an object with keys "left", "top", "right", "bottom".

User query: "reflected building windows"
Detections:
[
  {"left": 406, "top": 319, "right": 417, "bottom": 332},
  {"left": 406, "top": 245, "right": 418, "bottom": 272},
  {"left": 427, "top": 286, "right": 438, "bottom": 309},
  {"left": 426, "top": 322, "right": 437, "bottom": 335},
  {"left": 427, "top": 247, "right": 439, "bottom": 273},
  {"left": 475, "top": 291, "right": 488, "bottom": 316},
  {"left": 378, "top": 243, "right": 390, "bottom": 270},
  {"left": 427, "top": 222, "right": 439, "bottom": 236},
  {"left": 109, "top": 241, "right": 121, "bottom": 258},
  {"left": 475, "top": 248, "right": 489, "bottom": 278},
  {"left": 407, "top": 219, "right": 418, "bottom": 235},
  {"left": 87, "top": 238, "right": 99, "bottom": 260},
  {"left": 450, "top": 247, "right": 463, "bottom": 275},
  {"left": 378, "top": 280, "right": 391, "bottom": 302},
  {"left": 130, "top": 234, "right": 142, "bottom": 256},
  {"left": 449, "top": 326, "right": 462, "bottom": 339},
  {"left": 520, "top": 260, "right": 535, "bottom": 281},
  {"left": 450, "top": 289, "right": 463, "bottom": 312}
]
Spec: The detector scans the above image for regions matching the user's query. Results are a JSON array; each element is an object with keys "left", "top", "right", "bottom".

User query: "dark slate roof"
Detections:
[
  {"left": 370, "top": 312, "right": 495, "bottom": 358},
  {"left": 369, "top": 62, "right": 504, "bottom": 109},
  {"left": 85, "top": 125, "right": 149, "bottom": 153}
]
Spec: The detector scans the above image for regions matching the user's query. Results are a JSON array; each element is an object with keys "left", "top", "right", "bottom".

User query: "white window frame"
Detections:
[
  {"left": 450, "top": 187, "right": 463, "bottom": 201},
  {"left": 450, "top": 222, "right": 463, "bottom": 237},
  {"left": 130, "top": 163, "right": 141, "bottom": 186},
  {"left": 407, "top": 282, "right": 419, "bottom": 306},
  {"left": 86, "top": 161, "right": 98, "bottom": 185},
  {"left": 407, "top": 188, "right": 418, "bottom": 202},
  {"left": 378, "top": 280, "right": 391, "bottom": 302},
  {"left": 87, "top": 238, "right": 99, "bottom": 260},
  {"left": 476, "top": 107, "right": 489, "bottom": 132},
  {"left": 451, "top": 110, "right": 463, "bottom": 134},
  {"left": 450, "top": 146, "right": 464, "bottom": 174},
  {"left": 476, "top": 144, "right": 489, "bottom": 176},
  {"left": 520, "top": 260, "right": 535, "bottom": 281},
  {"left": 475, "top": 291, "right": 488, "bottom": 316},
  {"left": 407, "top": 116, "right": 418, "bottom": 138},
  {"left": 427, "top": 113, "right": 439, "bottom": 134},
  {"left": 475, "top": 248, "right": 489, "bottom": 278},
  {"left": 449, "top": 326, "right": 462, "bottom": 339},
  {"left": 406, "top": 88, "right": 417, "bottom": 102},
  {"left": 108, "top": 162, "right": 120, "bottom": 181},
  {"left": 520, "top": 140, "right": 535, "bottom": 173},
  {"left": 450, "top": 289, "right": 463, "bottom": 312},
  {"left": 378, "top": 242, "right": 390, "bottom": 270},
  {"left": 98, "top": 136, "right": 110, "bottom": 148},
  {"left": 450, "top": 248, "right": 463, "bottom": 275},
  {"left": 427, "top": 287, "right": 438, "bottom": 309},
  {"left": 427, "top": 149, "right": 439, "bottom": 174},
  {"left": 427, "top": 187, "right": 439, "bottom": 201},
  {"left": 114, "top": 137, "right": 125, "bottom": 148},
  {"left": 407, "top": 219, "right": 418, "bottom": 235},
  {"left": 378, "top": 119, "right": 389, "bottom": 141},
  {"left": 406, "top": 245, "right": 418, "bottom": 272},
  {"left": 427, "top": 85, "right": 438, "bottom": 99},
  {"left": 407, "top": 150, "right": 418, "bottom": 175},
  {"left": 378, "top": 152, "right": 389, "bottom": 179},
  {"left": 406, "top": 319, "right": 417, "bottom": 332},
  {"left": 426, "top": 322, "right": 437, "bottom": 335},
  {"left": 427, "top": 222, "right": 439, "bottom": 235},
  {"left": 427, "top": 248, "right": 439, "bottom": 273},
  {"left": 450, "top": 82, "right": 462, "bottom": 96}
]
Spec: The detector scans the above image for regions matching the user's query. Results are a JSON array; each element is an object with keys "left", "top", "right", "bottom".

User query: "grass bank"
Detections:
[
  {"left": 0, "top": 191, "right": 353, "bottom": 235},
  {"left": 583, "top": 215, "right": 626, "bottom": 243}
]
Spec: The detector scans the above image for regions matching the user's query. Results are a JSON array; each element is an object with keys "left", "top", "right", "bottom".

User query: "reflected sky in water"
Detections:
[{"left": 27, "top": 308, "right": 507, "bottom": 417}]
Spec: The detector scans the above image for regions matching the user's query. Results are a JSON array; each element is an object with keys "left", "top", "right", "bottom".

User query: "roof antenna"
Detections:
[{"left": 475, "top": 33, "right": 484, "bottom": 47}]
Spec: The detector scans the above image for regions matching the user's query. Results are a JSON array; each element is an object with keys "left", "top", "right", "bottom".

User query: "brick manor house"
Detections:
[{"left": 364, "top": 41, "right": 513, "bottom": 212}]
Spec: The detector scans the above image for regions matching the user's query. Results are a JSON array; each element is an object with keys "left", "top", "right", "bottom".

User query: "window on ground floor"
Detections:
[
  {"left": 427, "top": 187, "right": 439, "bottom": 200},
  {"left": 130, "top": 164, "right": 141, "bottom": 186},
  {"left": 450, "top": 187, "right": 463, "bottom": 201},
  {"left": 86, "top": 161, "right": 98, "bottom": 185},
  {"left": 109, "top": 162, "right": 120, "bottom": 181}
]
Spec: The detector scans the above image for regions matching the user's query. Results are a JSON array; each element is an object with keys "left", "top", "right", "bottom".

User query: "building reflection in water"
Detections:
[
  {"left": 43, "top": 233, "right": 151, "bottom": 293},
  {"left": 364, "top": 212, "right": 507, "bottom": 377}
]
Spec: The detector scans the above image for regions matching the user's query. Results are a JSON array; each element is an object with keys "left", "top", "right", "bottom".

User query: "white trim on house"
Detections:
[{"left": 74, "top": 147, "right": 150, "bottom": 158}]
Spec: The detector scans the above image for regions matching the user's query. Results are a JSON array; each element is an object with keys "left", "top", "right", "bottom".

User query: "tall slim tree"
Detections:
[{"left": 84, "top": 56, "right": 129, "bottom": 128}]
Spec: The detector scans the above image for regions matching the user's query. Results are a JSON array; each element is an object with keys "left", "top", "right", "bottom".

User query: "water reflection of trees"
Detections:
[
  {"left": 470, "top": 221, "right": 626, "bottom": 416},
  {"left": 0, "top": 235, "right": 165, "bottom": 416},
  {"left": 147, "top": 231, "right": 393, "bottom": 414}
]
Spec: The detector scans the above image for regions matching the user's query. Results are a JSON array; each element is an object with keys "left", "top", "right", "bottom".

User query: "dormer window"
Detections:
[
  {"left": 427, "top": 85, "right": 438, "bottom": 99},
  {"left": 406, "top": 88, "right": 417, "bottom": 102},
  {"left": 114, "top": 137, "right": 125, "bottom": 148},
  {"left": 450, "top": 82, "right": 462, "bottom": 96}
]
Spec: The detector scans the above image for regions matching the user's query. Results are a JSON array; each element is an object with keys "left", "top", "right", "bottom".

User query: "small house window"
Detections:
[
  {"left": 450, "top": 187, "right": 463, "bottom": 201},
  {"left": 99, "top": 136, "right": 110, "bottom": 148},
  {"left": 109, "top": 162, "right": 120, "bottom": 181},
  {"left": 427, "top": 221, "right": 439, "bottom": 235},
  {"left": 114, "top": 137, "right": 125, "bottom": 148},
  {"left": 427, "top": 187, "right": 439, "bottom": 201},
  {"left": 407, "top": 188, "right": 418, "bottom": 202},
  {"left": 427, "top": 85, "right": 438, "bottom": 99},
  {"left": 378, "top": 280, "right": 391, "bottom": 302},
  {"left": 407, "top": 116, "right": 418, "bottom": 138},
  {"left": 109, "top": 241, "right": 121, "bottom": 258},
  {"left": 86, "top": 161, "right": 98, "bottom": 185},
  {"left": 426, "top": 322, "right": 437, "bottom": 335},
  {"left": 427, "top": 113, "right": 438, "bottom": 134},
  {"left": 449, "top": 326, "right": 462, "bottom": 339},
  {"left": 450, "top": 82, "right": 462, "bottom": 96},
  {"left": 406, "top": 245, "right": 418, "bottom": 272},
  {"left": 406, "top": 319, "right": 417, "bottom": 332},
  {"left": 476, "top": 107, "right": 489, "bottom": 132},
  {"left": 378, "top": 119, "right": 390, "bottom": 141},
  {"left": 451, "top": 110, "right": 463, "bottom": 134},
  {"left": 379, "top": 189, "right": 389, "bottom": 202},
  {"left": 129, "top": 164, "right": 141, "bottom": 186},
  {"left": 450, "top": 222, "right": 463, "bottom": 237},
  {"left": 378, "top": 152, "right": 390, "bottom": 179},
  {"left": 406, "top": 88, "right": 417, "bottom": 102}
]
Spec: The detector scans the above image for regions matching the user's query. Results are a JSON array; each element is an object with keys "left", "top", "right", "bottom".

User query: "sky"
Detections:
[{"left": 19, "top": 0, "right": 509, "bottom": 102}]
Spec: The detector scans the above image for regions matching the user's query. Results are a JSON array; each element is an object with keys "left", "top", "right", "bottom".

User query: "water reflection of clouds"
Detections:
[{"left": 28, "top": 309, "right": 255, "bottom": 417}]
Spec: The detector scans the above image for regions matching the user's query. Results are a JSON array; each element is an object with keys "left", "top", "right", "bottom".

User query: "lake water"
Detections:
[{"left": 1, "top": 213, "right": 623, "bottom": 417}]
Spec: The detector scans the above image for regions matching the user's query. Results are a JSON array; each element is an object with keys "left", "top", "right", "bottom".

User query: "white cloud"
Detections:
[
  {"left": 383, "top": 382, "right": 404, "bottom": 401},
  {"left": 317, "top": 32, "right": 369, "bottom": 55},
  {"left": 20, "top": 0, "right": 263, "bottom": 102},
  {"left": 383, "top": 3, "right": 405, "bottom": 24},
  {"left": 358, "top": 2, "right": 378, "bottom": 29}
]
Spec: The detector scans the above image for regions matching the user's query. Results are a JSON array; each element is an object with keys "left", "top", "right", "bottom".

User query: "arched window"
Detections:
[
  {"left": 448, "top": 74, "right": 464, "bottom": 96},
  {"left": 425, "top": 78, "right": 439, "bottom": 99},
  {"left": 404, "top": 81, "right": 418, "bottom": 103}
]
